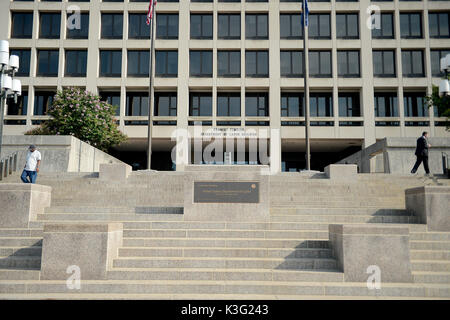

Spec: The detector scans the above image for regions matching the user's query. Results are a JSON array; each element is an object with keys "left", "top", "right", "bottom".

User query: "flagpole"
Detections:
[
  {"left": 303, "top": 0, "right": 311, "bottom": 171},
  {"left": 147, "top": 1, "right": 156, "bottom": 170}
]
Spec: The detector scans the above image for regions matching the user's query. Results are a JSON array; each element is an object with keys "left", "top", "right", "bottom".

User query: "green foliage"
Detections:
[
  {"left": 425, "top": 85, "right": 450, "bottom": 131},
  {"left": 25, "top": 87, "right": 127, "bottom": 152}
]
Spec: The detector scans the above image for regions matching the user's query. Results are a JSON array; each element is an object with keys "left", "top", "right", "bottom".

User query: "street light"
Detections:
[
  {"left": 0, "top": 40, "right": 22, "bottom": 159},
  {"left": 439, "top": 54, "right": 450, "bottom": 97}
]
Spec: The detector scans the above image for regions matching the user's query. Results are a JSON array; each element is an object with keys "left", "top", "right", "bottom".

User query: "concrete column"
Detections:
[
  {"left": 0, "top": 184, "right": 51, "bottom": 228},
  {"left": 40, "top": 223, "right": 123, "bottom": 280},
  {"left": 329, "top": 224, "right": 413, "bottom": 283},
  {"left": 406, "top": 186, "right": 450, "bottom": 232}
]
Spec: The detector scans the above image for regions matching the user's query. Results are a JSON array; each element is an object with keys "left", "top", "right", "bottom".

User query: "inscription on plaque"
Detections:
[{"left": 194, "top": 181, "right": 259, "bottom": 203}]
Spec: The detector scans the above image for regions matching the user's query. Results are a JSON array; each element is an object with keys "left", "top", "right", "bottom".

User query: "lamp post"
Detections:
[
  {"left": 0, "top": 40, "right": 21, "bottom": 159},
  {"left": 439, "top": 54, "right": 450, "bottom": 97}
]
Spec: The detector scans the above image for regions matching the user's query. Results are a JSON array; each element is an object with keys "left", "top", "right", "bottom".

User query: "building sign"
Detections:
[
  {"left": 199, "top": 128, "right": 258, "bottom": 138},
  {"left": 193, "top": 181, "right": 259, "bottom": 203}
]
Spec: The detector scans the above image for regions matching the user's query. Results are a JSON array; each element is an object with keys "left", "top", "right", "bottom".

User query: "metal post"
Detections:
[
  {"left": 303, "top": 0, "right": 311, "bottom": 171},
  {"left": 146, "top": 2, "right": 156, "bottom": 170},
  {"left": 0, "top": 72, "right": 4, "bottom": 160}
]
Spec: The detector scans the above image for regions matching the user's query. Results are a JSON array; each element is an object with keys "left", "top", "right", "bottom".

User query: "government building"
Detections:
[{"left": 1, "top": 0, "right": 450, "bottom": 172}]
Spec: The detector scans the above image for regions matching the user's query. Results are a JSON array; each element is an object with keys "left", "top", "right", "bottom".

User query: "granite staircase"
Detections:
[{"left": 0, "top": 172, "right": 449, "bottom": 299}]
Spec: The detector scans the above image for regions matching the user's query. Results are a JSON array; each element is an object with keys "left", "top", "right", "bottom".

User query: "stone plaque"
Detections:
[{"left": 194, "top": 181, "right": 259, "bottom": 203}]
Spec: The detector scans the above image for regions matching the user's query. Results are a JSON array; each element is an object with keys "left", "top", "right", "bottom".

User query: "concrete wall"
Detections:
[
  {"left": 1, "top": 135, "right": 126, "bottom": 173},
  {"left": 336, "top": 137, "right": 450, "bottom": 174}
]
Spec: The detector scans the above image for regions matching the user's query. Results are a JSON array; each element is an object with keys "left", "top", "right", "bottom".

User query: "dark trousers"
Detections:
[
  {"left": 21, "top": 170, "right": 38, "bottom": 184},
  {"left": 411, "top": 155, "right": 430, "bottom": 174}
]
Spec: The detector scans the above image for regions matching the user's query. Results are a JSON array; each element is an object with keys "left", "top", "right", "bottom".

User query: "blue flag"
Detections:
[{"left": 302, "top": 0, "right": 309, "bottom": 27}]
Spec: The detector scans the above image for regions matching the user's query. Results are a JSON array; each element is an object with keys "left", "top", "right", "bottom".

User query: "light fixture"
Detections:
[
  {"left": 439, "top": 79, "right": 450, "bottom": 97},
  {"left": 441, "top": 54, "right": 450, "bottom": 73},
  {"left": 0, "top": 40, "right": 9, "bottom": 54},
  {"left": 1, "top": 74, "right": 12, "bottom": 91},
  {"left": 12, "top": 79, "right": 21, "bottom": 96},
  {"left": 9, "top": 55, "right": 19, "bottom": 71}
]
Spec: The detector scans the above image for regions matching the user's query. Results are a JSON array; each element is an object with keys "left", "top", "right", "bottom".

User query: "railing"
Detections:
[
  {"left": 0, "top": 151, "right": 18, "bottom": 181},
  {"left": 443, "top": 152, "right": 450, "bottom": 178}
]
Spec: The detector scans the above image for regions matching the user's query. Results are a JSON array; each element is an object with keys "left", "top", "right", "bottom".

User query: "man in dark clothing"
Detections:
[{"left": 411, "top": 131, "right": 431, "bottom": 175}]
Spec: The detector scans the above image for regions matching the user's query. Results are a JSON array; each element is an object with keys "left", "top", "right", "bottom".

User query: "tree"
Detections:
[
  {"left": 425, "top": 85, "right": 450, "bottom": 131},
  {"left": 26, "top": 87, "right": 127, "bottom": 152}
]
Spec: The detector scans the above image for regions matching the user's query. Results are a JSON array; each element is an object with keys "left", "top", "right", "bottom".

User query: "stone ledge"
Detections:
[
  {"left": 0, "top": 184, "right": 52, "bottom": 192},
  {"left": 329, "top": 224, "right": 410, "bottom": 236},
  {"left": 405, "top": 186, "right": 450, "bottom": 195},
  {"left": 43, "top": 223, "right": 123, "bottom": 233}
]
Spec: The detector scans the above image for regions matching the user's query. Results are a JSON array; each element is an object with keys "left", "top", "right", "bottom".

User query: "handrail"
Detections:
[{"left": 0, "top": 151, "right": 18, "bottom": 181}]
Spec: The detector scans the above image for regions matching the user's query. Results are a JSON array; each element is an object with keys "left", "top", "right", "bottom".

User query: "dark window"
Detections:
[
  {"left": 7, "top": 91, "right": 28, "bottom": 116},
  {"left": 189, "top": 93, "right": 212, "bottom": 116},
  {"left": 336, "top": 13, "right": 359, "bottom": 39},
  {"left": 126, "top": 92, "right": 148, "bottom": 116},
  {"left": 128, "top": 51, "right": 149, "bottom": 77},
  {"left": 100, "top": 92, "right": 121, "bottom": 116},
  {"left": 101, "top": 13, "right": 123, "bottom": 39},
  {"left": 310, "top": 93, "right": 333, "bottom": 117},
  {"left": 190, "top": 51, "right": 212, "bottom": 77},
  {"left": 372, "top": 13, "right": 394, "bottom": 39},
  {"left": 245, "top": 14, "right": 268, "bottom": 39},
  {"left": 39, "top": 13, "right": 61, "bottom": 39},
  {"left": 65, "top": 50, "right": 87, "bottom": 77},
  {"left": 281, "top": 93, "right": 303, "bottom": 117},
  {"left": 339, "top": 93, "right": 360, "bottom": 117},
  {"left": 100, "top": 50, "right": 122, "bottom": 77},
  {"left": 245, "top": 93, "right": 268, "bottom": 117},
  {"left": 309, "top": 14, "right": 331, "bottom": 39},
  {"left": 374, "top": 92, "right": 398, "bottom": 117},
  {"left": 11, "top": 12, "right": 33, "bottom": 39},
  {"left": 246, "top": 0, "right": 267, "bottom": 2},
  {"left": 309, "top": 51, "right": 332, "bottom": 77},
  {"left": 192, "top": 0, "right": 213, "bottom": 2},
  {"left": 67, "top": 12, "right": 89, "bottom": 39},
  {"left": 402, "top": 50, "right": 424, "bottom": 77},
  {"left": 37, "top": 50, "right": 59, "bottom": 77},
  {"left": 154, "top": 92, "right": 177, "bottom": 116},
  {"left": 157, "top": 14, "right": 179, "bottom": 39},
  {"left": 373, "top": 50, "right": 396, "bottom": 77},
  {"left": 34, "top": 91, "right": 55, "bottom": 115},
  {"left": 337, "top": 50, "right": 360, "bottom": 77},
  {"left": 246, "top": 51, "right": 268, "bottom": 77},
  {"left": 190, "top": 14, "right": 213, "bottom": 39},
  {"left": 218, "top": 51, "right": 240, "bottom": 77},
  {"left": 217, "top": 93, "right": 240, "bottom": 117},
  {"left": 155, "top": 51, "right": 178, "bottom": 77},
  {"left": 10, "top": 49, "right": 31, "bottom": 76},
  {"left": 129, "top": 13, "right": 150, "bottom": 39},
  {"left": 219, "top": 0, "right": 241, "bottom": 2},
  {"left": 429, "top": 12, "right": 450, "bottom": 38},
  {"left": 400, "top": 13, "right": 422, "bottom": 38},
  {"left": 431, "top": 49, "right": 450, "bottom": 77},
  {"left": 280, "top": 51, "right": 303, "bottom": 77},
  {"left": 404, "top": 92, "right": 428, "bottom": 117},
  {"left": 218, "top": 14, "right": 240, "bottom": 39},
  {"left": 280, "top": 13, "right": 302, "bottom": 39}
]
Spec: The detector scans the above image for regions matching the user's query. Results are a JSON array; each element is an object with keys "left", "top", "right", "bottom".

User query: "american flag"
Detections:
[{"left": 146, "top": 0, "right": 157, "bottom": 26}]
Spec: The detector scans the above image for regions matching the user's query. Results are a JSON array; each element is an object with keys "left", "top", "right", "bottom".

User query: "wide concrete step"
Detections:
[
  {"left": 410, "top": 250, "right": 450, "bottom": 261},
  {"left": 112, "top": 257, "right": 338, "bottom": 270},
  {"left": 270, "top": 208, "right": 412, "bottom": 216},
  {"left": 0, "top": 247, "right": 42, "bottom": 257},
  {"left": 413, "top": 272, "right": 450, "bottom": 284},
  {"left": 107, "top": 268, "right": 343, "bottom": 282},
  {"left": 122, "top": 229, "right": 329, "bottom": 240},
  {"left": 0, "top": 256, "right": 41, "bottom": 269},
  {"left": 269, "top": 214, "right": 419, "bottom": 224},
  {"left": 0, "top": 269, "right": 40, "bottom": 280},
  {"left": 270, "top": 201, "right": 404, "bottom": 207},
  {"left": 44, "top": 206, "right": 183, "bottom": 214},
  {"left": 410, "top": 241, "right": 450, "bottom": 250},
  {"left": 118, "top": 247, "right": 333, "bottom": 259},
  {"left": 409, "top": 232, "right": 450, "bottom": 241},
  {"left": 0, "top": 229, "right": 43, "bottom": 237},
  {"left": 36, "top": 213, "right": 184, "bottom": 222},
  {"left": 1, "top": 280, "right": 449, "bottom": 298},
  {"left": 411, "top": 260, "right": 450, "bottom": 272},
  {"left": 0, "top": 238, "right": 42, "bottom": 247},
  {"left": 122, "top": 238, "right": 330, "bottom": 249}
]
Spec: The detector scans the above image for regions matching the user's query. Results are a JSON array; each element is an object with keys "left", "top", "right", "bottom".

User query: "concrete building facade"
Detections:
[{"left": 1, "top": 0, "right": 449, "bottom": 171}]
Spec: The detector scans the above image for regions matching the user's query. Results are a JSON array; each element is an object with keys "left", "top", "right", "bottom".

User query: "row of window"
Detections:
[
  {"left": 6, "top": 90, "right": 433, "bottom": 120},
  {"left": 11, "top": 48, "right": 448, "bottom": 78},
  {"left": 11, "top": 0, "right": 450, "bottom": 2},
  {"left": 10, "top": 11, "right": 450, "bottom": 40}
]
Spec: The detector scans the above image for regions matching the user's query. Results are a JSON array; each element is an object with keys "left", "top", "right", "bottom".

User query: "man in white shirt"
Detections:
[{"left": 21, "top": 145, "right": 41, "bottom": 184}]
